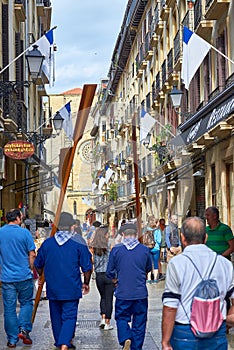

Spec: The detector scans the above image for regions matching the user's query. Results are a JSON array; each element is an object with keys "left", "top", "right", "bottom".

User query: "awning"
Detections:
[
  {"left": 146, "top": 156, "right": 203, "bottom": 189},
  {"left": 171, "top": 82, "right": 234, "bottom": 147}
]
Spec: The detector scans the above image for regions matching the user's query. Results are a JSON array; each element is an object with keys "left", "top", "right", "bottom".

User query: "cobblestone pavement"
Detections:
[
  {"left": 0, "top": 279, "right": 162, "bottom": 350},
  {"left": 1, "top": 277, "right": 234, "bottom": 350}
]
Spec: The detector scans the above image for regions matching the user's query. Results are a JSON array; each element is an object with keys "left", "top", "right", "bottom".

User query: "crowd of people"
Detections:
[{"left": 0, "top": 206, "right": 233, "bottom": 350}]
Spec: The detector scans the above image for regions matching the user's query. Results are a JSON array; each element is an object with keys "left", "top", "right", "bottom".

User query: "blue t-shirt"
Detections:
[
  {"left": 106, "top": 243, "right": 152, "bottom": 300},
  {"left": 0, "top": 224, "right": 35, "bottom": 282},
  {"left": 34, "top": 235, "right": 92, "bottom": 300}
]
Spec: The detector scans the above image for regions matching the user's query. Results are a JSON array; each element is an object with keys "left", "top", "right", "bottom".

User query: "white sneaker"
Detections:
[
  {"left": 99, "top": 319, "right": 105, "bottom": 328},
  {"left": 123, "top": 339, "right": 131, "bottom": 350},
  {"left": 103, "top": 323, "right": 113, "bottom": 330}
]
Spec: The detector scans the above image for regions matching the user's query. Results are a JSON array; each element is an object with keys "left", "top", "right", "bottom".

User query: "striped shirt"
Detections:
[{"left": 206, "top": 222, "right": 234, "bottom": 255}]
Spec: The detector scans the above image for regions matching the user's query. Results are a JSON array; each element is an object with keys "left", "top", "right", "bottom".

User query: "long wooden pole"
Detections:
[
  {"left": 132, "top": 112, "right": 142, "bottom": 242},
  {"left": 31, "top": 84, "right": 97, "bottom": 322}
]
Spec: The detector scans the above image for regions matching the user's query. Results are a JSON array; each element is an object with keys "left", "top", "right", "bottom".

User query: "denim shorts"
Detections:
[{"left": 171, "top": 322, "right": 227, "bottom": 350}]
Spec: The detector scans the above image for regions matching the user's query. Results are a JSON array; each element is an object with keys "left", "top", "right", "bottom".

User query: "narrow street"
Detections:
[
  {"left": 0, "top": 279, "right": 163, "bottom": 350},
  {"left": 1, "top": 276, "right": 234, "bottom": 349}
]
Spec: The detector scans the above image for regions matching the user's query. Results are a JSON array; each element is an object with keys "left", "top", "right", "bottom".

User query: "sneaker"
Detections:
[
  {"left": 146, "top": 280, "right": 152, "bottom": 284},
  {"left": 123, "top": 339, "right": 131, "bottom": 350},
  {"left": 7, "top": 342, "right": 16, "bottom": 348},
  {"left": 18, "top": 329, "right": 32, "bottom": 345},
  {"left": 104, "top": 324, "right": 113, "bottom": 330},
  {"left": 99, "top": 318, "right": 105, "bottom": 328}
]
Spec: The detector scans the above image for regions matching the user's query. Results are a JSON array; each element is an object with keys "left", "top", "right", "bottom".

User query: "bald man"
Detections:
[{"left": 162, "top": 216, "right": 234, "bottom": 350}]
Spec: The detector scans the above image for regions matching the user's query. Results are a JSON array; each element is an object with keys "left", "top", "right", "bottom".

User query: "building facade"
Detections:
[
  {"left": 0, "top": 0, "right": 54, "bottom": 223},
  {"left": 90, "top": 0, "right": 234, "bottom": 233}
]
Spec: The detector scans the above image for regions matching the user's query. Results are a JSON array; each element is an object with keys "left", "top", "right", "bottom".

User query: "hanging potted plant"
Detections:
[{"left": 106, "top": 183, "right": 118, "bottom": 202}]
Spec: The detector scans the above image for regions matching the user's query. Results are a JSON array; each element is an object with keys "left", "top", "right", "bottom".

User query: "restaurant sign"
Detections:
[
  {"left": 171, "top": 94, "right": 234, "bottom": 146},
  {"left": 4, "top": 140, "right": 35, "bottom": 160}
]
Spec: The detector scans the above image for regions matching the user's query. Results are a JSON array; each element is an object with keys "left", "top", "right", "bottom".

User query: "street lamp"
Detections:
[
  {"left": 168, "top": 85, "right": 183, "bottom": 109},
  {"left": 120, "top": 159, "right": 126, "bottom": 171},
  {"left": 25, "top": 45, "right": 45, "bottom": 81},
  {"left": 52, "top": 111, "right": 64, "bottom": 133}
]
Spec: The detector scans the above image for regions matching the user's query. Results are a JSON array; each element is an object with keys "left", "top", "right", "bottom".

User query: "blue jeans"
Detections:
[
  {"left": 115, "top": 298, "right": 148, "bottom": 350},
  {"left": 1, "top": 279, "right": 34, "bottom": 344},
  {"left": 171, "top": 322, "right": 227, "bottom": 350},
  {"left": 49, "top": 299, "right": 79, "bottom": 347}
]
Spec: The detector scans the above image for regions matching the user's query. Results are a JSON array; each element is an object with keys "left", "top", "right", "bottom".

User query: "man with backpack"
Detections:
[{"left": 162, "top": 216, "right": 234, "bottom": 350}]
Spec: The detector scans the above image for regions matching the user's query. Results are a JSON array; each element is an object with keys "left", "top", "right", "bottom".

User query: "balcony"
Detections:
[
  {"left": 165, "top": 0, "right": 176, "bottom": 7},
  {"left": 153, "top": 4, "right": 164, "bottom": 37},
  {"left": 155, "top": 20, "right": 164, "bottom": 36},
  {"left": 205, "top": 0, "right": 230, "bottom": 20},
  {"left": 150, "top": 32, "right": 159, "bottom": 47},
  {"left": 137, "top": 69, "right": 143, "bottom": 78},
  {"left": 195, "top": 20, "right": 214, "bottom": 41},
  {"left": 37, "top": 85, "right": 47, "bottom": 96},
  {"left": 36, "top": 0, "right": 44, "bottom": 16},
  {"left": 160, "top": 0, "right": 170, "bottom": 21},
  {"left": 152, "top": 72, "right": 161, "bottom": 105},
  {"left": 14, "top": 0, "right": 26, "bottom": 22},
  {"left": 173, "top": 30, "right": 182, "bottom": 70},
  {"left": 144, "top": 32, "right": 154, "bottom": 61},
  {"left": 209, "top": 121, "right": 232, "bottom": 139},
  {"left": 42, "top": 0, "right": 52, "bottom": 31},
  {"left": 194, "top": 0, "right": 213, "bottom": 40},
  {"left": 140, "top": 60, "right": 148, "bottom": 71},
  {"left": 196, "top": 133, "right": 214, "bottom": 147},
  {"left": 161, "top": 60, "right": 171, "bottom": 92}
]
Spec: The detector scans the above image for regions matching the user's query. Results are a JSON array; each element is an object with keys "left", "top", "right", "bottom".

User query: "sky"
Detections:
[{"left": 47, "top": 0, "right": 128, "bottom": 94}]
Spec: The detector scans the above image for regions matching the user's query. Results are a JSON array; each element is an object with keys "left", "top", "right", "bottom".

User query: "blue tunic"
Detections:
[
  {"left": 34, "top": 235, "right": 92, "bottom": 300},
  {"left": 106, "top": 243, "right": 152, "bottom": 300}
]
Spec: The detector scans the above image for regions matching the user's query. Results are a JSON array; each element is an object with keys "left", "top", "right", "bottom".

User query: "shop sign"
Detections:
[
  {"left": 4, "top": 140, "right": 35, "bottom": 160},
  {"left": 172, "top": 94, "right": 234, "bottom": 146}
]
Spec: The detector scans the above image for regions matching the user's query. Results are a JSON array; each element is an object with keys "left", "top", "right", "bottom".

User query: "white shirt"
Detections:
[{"left": 162, "top": 244, "right": 234, "bottom": 323}]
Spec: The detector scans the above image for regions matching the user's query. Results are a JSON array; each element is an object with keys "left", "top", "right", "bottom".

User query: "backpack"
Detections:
[
  {"left": 143, "top": 230, "right": 155, "bottom": 249},
  {"left": 181, "top": 254, "right": 223, "bottom": 338}
]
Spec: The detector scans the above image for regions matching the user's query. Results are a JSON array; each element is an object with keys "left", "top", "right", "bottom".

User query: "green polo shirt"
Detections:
[{"left": 206, "top": 222, "right": 234, "bottom": 254}]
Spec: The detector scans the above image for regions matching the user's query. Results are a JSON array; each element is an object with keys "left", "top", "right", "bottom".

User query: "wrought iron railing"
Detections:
[
  {"left": 161, "top": 60, "right": 167, "bottom": 86},
  {"left": 194, "top": 0, "right": 202, "bottom": 31},
  {"left": 174, "top": 30, "right": 181, "bottom": 64},
  {"left": 167, "top": 49, "right": 173, "bottom": 76},
  {"left": 15, "top": 0, "right": 26, "bottom": 5}
]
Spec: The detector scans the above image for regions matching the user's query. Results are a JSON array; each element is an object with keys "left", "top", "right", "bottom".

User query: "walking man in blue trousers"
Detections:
[{"left": 106, "top": 222, "right": 152, "bottom": 350}]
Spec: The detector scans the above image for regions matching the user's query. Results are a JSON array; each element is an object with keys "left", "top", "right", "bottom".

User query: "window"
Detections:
[
  {"left": 211, "top": 165, "right": 216, "bottom": 206},
  {"left": 216, "top": 31, "right": 227, "bottom": 91},
  {"left": 73, "top": 201, "right": 77, "bottom": 216}
]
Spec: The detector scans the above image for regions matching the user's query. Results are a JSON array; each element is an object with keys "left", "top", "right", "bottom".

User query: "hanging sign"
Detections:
[{"left": 4, "top": 140, "right": 35, "bottom": 160}]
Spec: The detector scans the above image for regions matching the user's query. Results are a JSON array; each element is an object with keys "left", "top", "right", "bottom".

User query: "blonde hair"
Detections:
[{"left": 147, "top": 215, "right": 159, "bottom": 228}]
